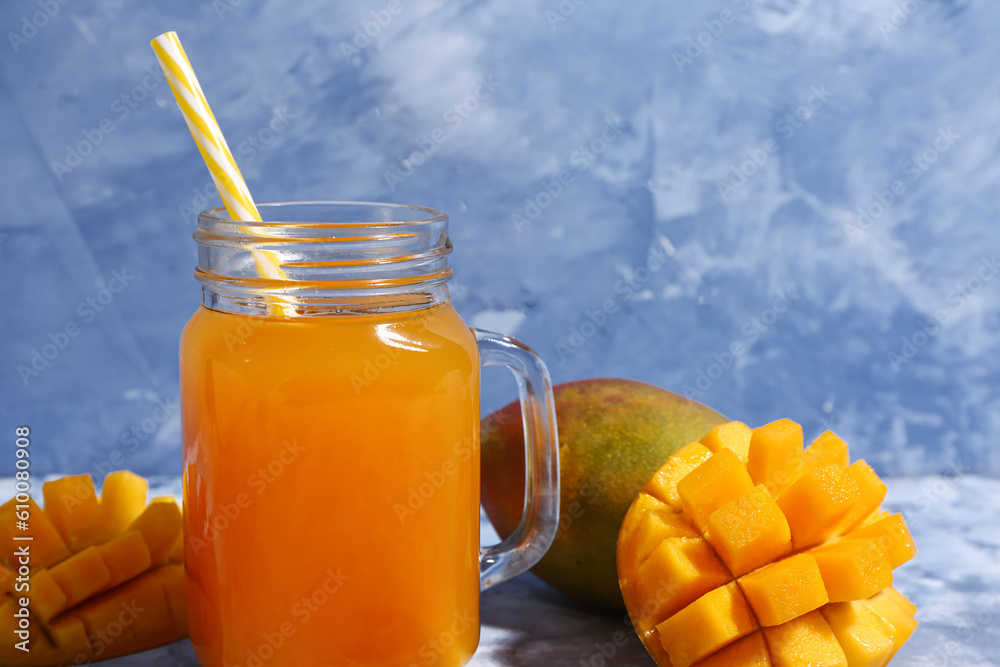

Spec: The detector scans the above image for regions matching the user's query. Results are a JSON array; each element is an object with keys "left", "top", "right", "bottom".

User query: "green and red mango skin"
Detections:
[{"left": 481, "top": 378, "right": 726, "bottom": 610}]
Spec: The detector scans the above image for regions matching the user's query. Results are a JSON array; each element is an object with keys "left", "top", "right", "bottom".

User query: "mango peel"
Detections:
[
  {"left": 618, "top": 419, "right": 917, "bottom": 667},
  {"left": 483, "top": 378, "right": 727, "bottom": 609}
]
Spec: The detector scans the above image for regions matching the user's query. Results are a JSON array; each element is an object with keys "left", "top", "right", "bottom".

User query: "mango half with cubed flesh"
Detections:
[
  {"left": 618, "top": 419, "right": 917, "bottom": 667},
  {"left": 0, "top": 472, "right": 186, "bottom": 665}
]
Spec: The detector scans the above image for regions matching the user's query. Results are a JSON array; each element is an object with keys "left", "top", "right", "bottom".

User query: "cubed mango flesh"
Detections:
[
  {"left": 640, "top": 627, "right": 674, "bottom": 667},
  {"left": 1, "top": 472, "right": 190, "bottom": 666},
  {"left": 809, "top": 539, "right": 892, "bottom": 603},
  {"left": 621, "top": 508, "right": 699, "bottom": 568},
  {"left": 857, "top": 509, "right": 891, "bottom": 529},
  {"left": 738, "top": 553, "right": 829, "bottom": 627},
  {"left": 804, "top": 431, "right": 850, "bottom": 471},
  {"left": 100, "top": 471, "right": 149, "bottom": 537},
  {"left": 864, "top": 591, "right": 919, "bottom": 657},
  {"left": 693, "top": 631, "right": 772, "bottom": 666},
  {"left": 700, "top": 421, "right": 752, "bottom": 463},
  {"left": 0, "top": 498, "right": 70, "bottom": 570},
  {"left": 42, "top": 475, "right": 105, "bottom": 551},
  {"left": 26, "top": 569, "right": 67, "bottom": 623},
  {"left": 820, "top": 600, "right": 895, "bottom": 667},
  {"left": 0, "top": 599, "right": 53, "bottom": 664},
  {"left": 98, "top": 530, "right": 152, "bottom": 586},
  {"left": 763, "top": 610, "right": 848, "bottom": 667},
  {"left": 45, "top": 615, "right": 89, "bottom": 650},
  {"left": 656, "top": 582, "right": 758, "bottom": 667},
  {"left": 643, "top": 442, "right": 713, "bottom": 509},
  {"left": 618, "top": 420, "right": 917, "bottom": 667},
  {"left": 67, "top": 565, "right": 186, "bottom": 662},
  {"left": 747, "top": 419, "right": 804, "bottom": 497},
  {"left": 836, "top": 462, "right": 887, "bottom": 533},
  {"left": 777, "top": 465, "right": 860, "bottom": 549},
  {"left": 166, "top": 533, "right": 184, "bottom": 564},
  {"left": 677, "top": 449, "right": 755, "bottom": 535},
  {"left": 635, "top": 537, "right": 732, "bottom": 629},
  {"left": 878, "top": 586, "right": 917, "bottom": 617},
  {"left": 842, "top": 514, "right": 916, "bottom": 569},
  {"left": 0, "top": 599, "right": 22, "bottom": 646},
  {"left": 707, "top": 484, "right": 792, "bottom": 577},
  {"left": 49, "top": 546, "right": 111, "bottom": 610},
  {"left": 620, "top": 493, "right": 671, "bottom": 538},
  {"left": 128, "top": 497, "right": 183, "bottom": 565},
  {"left": 159, "top": 563, "right": 188, "bottom": 628},
  {"left": 0, "top": 565, "right": 16, "bottom": 596}
]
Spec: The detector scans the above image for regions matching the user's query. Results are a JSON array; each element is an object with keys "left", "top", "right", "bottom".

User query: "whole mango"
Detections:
[{"left": 481, "top": 378, "right": 726, "bottom": 610}]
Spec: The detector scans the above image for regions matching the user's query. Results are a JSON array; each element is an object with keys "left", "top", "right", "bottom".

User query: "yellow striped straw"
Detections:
[{"left": 151, "top": 31, "right": 293, "bottom": 313}]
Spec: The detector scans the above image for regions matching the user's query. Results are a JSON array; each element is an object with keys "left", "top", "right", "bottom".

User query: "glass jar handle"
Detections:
[{"left": 476, "top": 329, "right": 560, "bottom": 591}]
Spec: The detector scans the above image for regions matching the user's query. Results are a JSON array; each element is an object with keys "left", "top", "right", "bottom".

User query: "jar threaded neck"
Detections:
[{"left": 195, "top": 201, "right": 452, "bottom": 316}]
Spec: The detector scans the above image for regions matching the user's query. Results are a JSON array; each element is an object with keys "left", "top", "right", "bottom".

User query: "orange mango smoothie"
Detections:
[{"left": 180, "top": 301, "right": 481, "bottom": 667}]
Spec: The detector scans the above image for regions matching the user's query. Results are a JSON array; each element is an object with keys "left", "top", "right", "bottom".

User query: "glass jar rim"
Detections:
[
  {"left": 193, "top": 200, "right": 453, "bottom": 316},
  {"left": 197, "top": 200, "right": 448, "bottom": 236}
]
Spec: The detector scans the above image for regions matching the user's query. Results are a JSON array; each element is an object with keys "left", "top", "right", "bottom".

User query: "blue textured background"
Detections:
[{"left": 1, "top": 0, "right": 997, "bottom": 479}]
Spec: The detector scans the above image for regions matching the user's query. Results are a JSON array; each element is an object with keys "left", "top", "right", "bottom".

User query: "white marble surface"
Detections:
[{"left": 4, "top": 475, "right": 996, "bottom": 666}]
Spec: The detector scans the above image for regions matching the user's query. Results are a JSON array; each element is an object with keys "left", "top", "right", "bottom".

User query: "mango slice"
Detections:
[
  {"left": 706, "top": 484, "right": 792, "bottom": 577},
  {"left": 864, "top": 590, "right": 918, "bottom": 658},
  {"left": 693, "top": 631, "right": 772, "bottom": 666},
  {"left": 858, "top": 508, "right": 892, "bottom": 529},
  {"left": 0, "top": 472, "right": 187, "bottom": 665},
  {"left": 619, "top": 420, "right": 918, "bottom": 667},
  {"left": 620, "top": 492, "right": 671, "bottom": 538},
  {"left": 809, "top": 539, "right": 892, "bottom": 603},
  {"left": 0, "top": 565, "right": 17, "bottom": 596},
  {"left": 762, "top": 610, "right": 848, "bottom": 666},
  {"left": 747, "top": 419, "right": 804, "bottom": 496},
  {"left": 101, "top": 470, "right": 149, "bottom": 536},
  {"left": 803, "top": 431, "right": 851, "bottom": 471},
  {"left": 776, "top": 465, "right": 861, "bottom": 550},
  {"left": 46, "top": 615, "right": 89, "bottom": 653},
  {"left": 820, "top": 600, "right": 895, "bottom": 667},
  {"left": 78, "top": 565, "right": 185, "bottom": 654},
  {"left": 879, "top": 586, "right": 917, "bottom": 617},
  {"left": 98, "top": 530, "right": 153, "bottom": 584},
  {"left": 838, "top": 462, "right": 888, "bottom": 533},
  {"left": 166, "top": 531, "right": 185, "bottom": 564},
  {"left": 42, "top": 475, "right": 105, "bottom": 551},
  {"left": 643, "top": 442, "right": 713, "bottom": 508},
  {"left": 25, "top": 570, "right": 67, "bottom": 623},
  {"left": 656, "top": 582, "right": 758, "bottom": 667},
  {"left": 128, "top": 497, "right": 183, "bottom": 565},
  {"left": 677, "top": 449, "right": 756, "bottom": 535},
  {"left": 635, "top": 537, "right": 731, "bottom": 630},
  {"left": 0, "top": 498, "right": 70, "bottom": 571},
  {"left": 738, "top": 553, "right": 829, "bottom": 627},
  {"left": 49, "top": 546, "right": 112, "bottom": 610},
  {"left": 700, "top": 421, "right": 753, "bottom": 463},
  {"left": 621, "top": 508, "right": 699, "bottom": 568},
  {"left": 842, "top": 514, "right": 916, "bottom": 569}
]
